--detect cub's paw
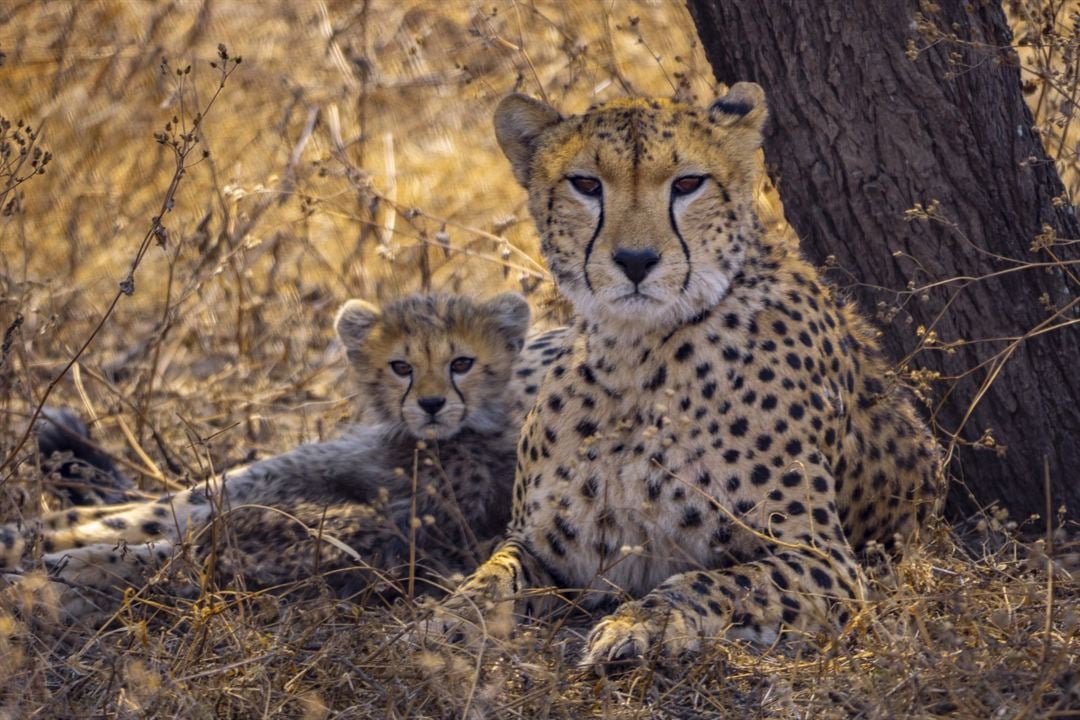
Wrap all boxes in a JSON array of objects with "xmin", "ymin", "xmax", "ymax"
[{"xmin": 580, "ymin": 600, "xmax": 697, "ymax": 674}]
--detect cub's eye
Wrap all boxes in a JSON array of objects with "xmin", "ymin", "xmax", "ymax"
[
  {"xmin": 389, "ymin": 361, "xmax": 412, "ymax": 377},
  {"xmin": 672, "ymin": 175, "xmax": 707, "ymax": 196},
  {"xmin": 450, "ymin": 357, "xmax": 475, "ymax": 374},
  {"xmin": 567, "ymin": 175, "xmax": 602, "ymax": 197}
]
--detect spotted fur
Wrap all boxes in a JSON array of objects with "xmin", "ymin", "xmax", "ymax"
[
  {"xmin": 2, "ymin": 293, "xmax": 557, "ymax": 618},
  {"xmin": 426, "ymin": 84, "xmax": 945, "ymax": 670}
]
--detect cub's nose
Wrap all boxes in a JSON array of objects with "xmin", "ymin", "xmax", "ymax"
[
  {"xmin": 417, "ymin": 396, "xmax": 446, "ymax": 416},
  {"xmin": 612, "ymin": 248, "xmax": 660, "ymax": 285}
]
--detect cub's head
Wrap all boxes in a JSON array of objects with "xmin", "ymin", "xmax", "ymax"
[
  {"xmin": 335, "ymin": 293, "xmax": 530, "ymax": 440},
  {"xmin": 494, "ymin": 84, "xmax": 768, "ymax": 329}
]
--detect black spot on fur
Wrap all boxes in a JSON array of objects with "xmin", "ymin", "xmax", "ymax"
[
  {"xmin": 750, "ymin": 465, "xmax": 770, "ymax": 485},
  {"xmin": 582, "ymin": 476, "xmax": 598, "ymax": 499},
  {"xmin": 554, "ymin": 514, "xmax": 578, "ymax": 540},
  {"xmin": 645, "ymin": 365, "xmax": 668, "ymax": 391},
  {"xmin": 681, "ymin": 507, "xmax": 703, "ymax": 528},
  {"xmin": 575, "ymin": 420, "xmax": 598, "ymax": 438},
  {"xmin": 546, "ymin": 532, "xmax": 566, "ymax": 557},
  {"xmin": 810, "ymin": 566, "xmax": 833, "ymax": 590}
]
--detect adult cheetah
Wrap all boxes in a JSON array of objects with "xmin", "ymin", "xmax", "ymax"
[{"xmin": 427, "ymin": 83, "xmax": 944, "ymax": 670}]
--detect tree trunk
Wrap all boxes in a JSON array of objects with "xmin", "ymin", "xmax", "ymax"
[{"xmin": 685, "ymin": 0, "xmax": 1080, "ymax": 521}]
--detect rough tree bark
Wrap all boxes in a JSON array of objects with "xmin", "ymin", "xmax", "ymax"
[{"xmin": 685, "ymin": 0, "xmax": 1080, "ymax": 520}]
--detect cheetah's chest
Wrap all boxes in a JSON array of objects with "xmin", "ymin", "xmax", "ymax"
[{"xmin": 521, "ymin": 365, "xmax": 747, "ymax": 599}]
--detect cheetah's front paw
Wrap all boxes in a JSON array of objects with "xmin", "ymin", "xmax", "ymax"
[{"xmin": 581, "ymin": 600, "xmax": 697, "ymax": 674}]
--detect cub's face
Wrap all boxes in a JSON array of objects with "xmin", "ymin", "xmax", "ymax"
[
  {"xmin": 335, "ymin": 293, "xmax": 530, "ymax": 440},
  {"xmin": 494, "ymin": 84, "xmax": 768, "ymax": 329}
]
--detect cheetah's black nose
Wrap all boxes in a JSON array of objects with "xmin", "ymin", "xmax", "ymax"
[
  {"xmin": 612, "ymin": 248, "xmax": 660, "ymax": 285},
  {"xmin": 418, "ymin": 396, "xmax": 446, "ymax": 416}
]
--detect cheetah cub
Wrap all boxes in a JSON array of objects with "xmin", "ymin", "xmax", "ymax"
[
  {"xmin": 2, "ymin": 293, "xmax": 547, "ymax": 618},
  {"xmin": 426, "ymin": 84, "xmax": 945, "ymax": 670}
]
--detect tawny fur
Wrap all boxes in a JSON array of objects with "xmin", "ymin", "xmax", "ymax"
[
  {"xmin": 428, "ymin": 85, "xmax": 945, "ymax": 669},
  {"xmin": 2, "ymin": 293, "xmax": 570, "ymax": 619}
]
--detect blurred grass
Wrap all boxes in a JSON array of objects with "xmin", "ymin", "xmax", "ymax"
[
  {"xmin": 0, "ymin": 1, "xmax": 1078, "ymax": 717},
  {"xmin": 0, "ymin": 0, "xmax": 724, "ymax": 470}
]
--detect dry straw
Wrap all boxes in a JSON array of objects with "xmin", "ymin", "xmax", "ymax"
[{"xmin": 0, "ymin": 1, "xmax": 1076, "ymax": 717}]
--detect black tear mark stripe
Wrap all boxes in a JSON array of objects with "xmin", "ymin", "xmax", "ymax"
[
  {"xmin": 449, "ymin": 369, "xmax": 467, "ymax": 421},
  {"xmin": 582, "ymin": 190, "xmax": 605, "ymax": 294},
  {"xmin": 668, "ymin": 188, "xmax": 694, "ymax": 291},
  {"xmin": 399, "ymin": 374, "xmax": 414, "ymax": 416}
]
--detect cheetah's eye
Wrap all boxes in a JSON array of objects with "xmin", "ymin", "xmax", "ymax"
[
  {"xmin": 389, "ymin": 361, "xmax": 412, "ymax": 377},
  {"xmin": 672, "ymin": 175, "xmax": 707, "ymax": 196},
  {"xmin": 450, "ymin": 357, "xmax": 475, "ymax": 374},
  {"xmin": 567, "ymin": 175, "xmax": 602, "ymax": 197}
]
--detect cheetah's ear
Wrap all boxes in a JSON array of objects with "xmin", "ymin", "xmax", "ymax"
[
  {"xmin": 708, "ymin": 82, "xmax": 768, "ymax": 138},
  {"xmin": 494, "ymin": 94, "xmax": 562, "ymax": 187},
  {"xmin": 483, "ymin": 292, "xmax": 531, "ymax": 354},
  {"xmin": 335, "ymin": 299, "xmax": 380, "ymax": 355}
]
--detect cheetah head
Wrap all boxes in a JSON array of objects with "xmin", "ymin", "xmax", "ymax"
[
  {"xmin": 335, "ymin": 293, "xmax": 530, "ymax": 440},
  {"xmin": 494, "ymin": 84, "xmax": 768, "ymax": 330}
]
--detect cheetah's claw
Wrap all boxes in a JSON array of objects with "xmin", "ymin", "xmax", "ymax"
[{"xmin": 580, "ymin": 601, "xmax": 697, "ymax": 674}]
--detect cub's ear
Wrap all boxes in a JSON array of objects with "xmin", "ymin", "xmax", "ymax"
[
  {"xmin": 483, "ymin": 292, "xmax": 531, "ymax": 354},
  {"xmin": 335, "ymin": 299, "xmax": 380, "ymax": 354},
  {"xmin": 708, "ymin": 82, "xmax": 768, "ymax": 137},
  {"xmin": 494, "ymin": 94, "xmax": 562, "ymax": 187}
]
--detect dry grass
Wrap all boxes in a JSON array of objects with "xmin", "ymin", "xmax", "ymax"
[
  {"xmin": 1, "ymin": 517, "xmax": 1076, "ymax": 718},
  {"xmin": 0, "ymin": 1, "xmax": 1078, "ymax": 717}
]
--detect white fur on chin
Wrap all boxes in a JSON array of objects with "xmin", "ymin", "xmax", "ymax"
[
  {"xmin": 404, "ymin": 401, "xmax": 507, "ymax": 440},
  {"xmin": 561, "ymin": 267, "xmax": 733, "ymax": 333}
]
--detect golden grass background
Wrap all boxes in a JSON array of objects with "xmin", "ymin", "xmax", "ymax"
[
  {"xmin": 0, "ymin": 1, "xmax": 1078, "ymax": 717},
  {"xmin": 0, "ymin": 1, "xmax": 734, "ymax": 467}
]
